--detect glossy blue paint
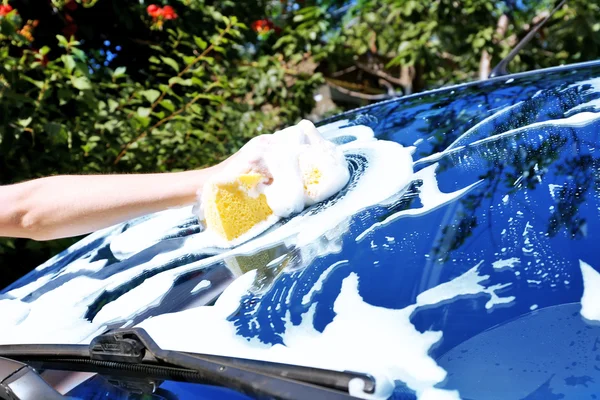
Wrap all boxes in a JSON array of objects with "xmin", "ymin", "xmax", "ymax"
[{"xmin": 5, "ymin": 61, "xmax": 600, "ymax": 399}]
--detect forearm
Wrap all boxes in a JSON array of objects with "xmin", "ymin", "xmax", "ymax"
[{"xmin": 2, "ymin": 167, "xmax": 217, "ymax": 241}]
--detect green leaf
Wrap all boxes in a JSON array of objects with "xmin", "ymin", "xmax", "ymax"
[
  {"xmin": 71, "ymin": 76, "xmax": 92, "ymax": 90},
  {"xmin": 161, "ymin": 56, "xmax": 180, "ymax": 72},
  {"xmin": 22, "ymin": 76, "xmax": 44, "ymax": 89},
  {"xmin": 149, "ymin": 56, "xmax": 161, "ymax": 64},
  {"xmin": 194, "ymin": 37, "xmax": 208, "ymax": 50},
  {"xmin": 56, "ymin": 34, "xmax": 68, "ymax": 47},
  {"xmin": 39, "ymin": 46, "xmax": 51, "ymax": 56},
  {"xmin": 159, "ymin": 99, "xmax": 175, "ymax": 112},
  {"xmin": 137, "ymin": 107, "xmax": 151, "ymax": 118},
  {"xmin": 141, "ymin": 89, "xmax": 161, "ymax": 103},
  {"xmin": 108, "ymin": 98, "xmax": 119, "ymax": 112},
  {"xmin": 472, "ymin": 37, "xmax": 485, "ymax": 48},
  {"xmin": 18, "ymin": 117, "xmax": 32, "ymax": 127},
  {"xmin": 61, "ymin": 55, "xmax": 76, "ymax": 74},
  {"xmin": 71, "ymin": 48, "xmax": 87, "ymax": 61},
  {"xmin": 168, "ymin": 77, "xmax": 192, "ymax": 86},
  {"xmin": 113, "ymin": 66, "xmax": 127, "ymax": 78}
]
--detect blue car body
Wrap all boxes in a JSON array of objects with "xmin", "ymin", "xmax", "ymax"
[{"xmin": 3, "ymin": 60, "xmax": 600, "ymax": 399}]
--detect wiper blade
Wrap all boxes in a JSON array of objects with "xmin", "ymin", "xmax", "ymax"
[{"xmin": 0, "ymin": 328, "xmax": 376, "ymax": 400}]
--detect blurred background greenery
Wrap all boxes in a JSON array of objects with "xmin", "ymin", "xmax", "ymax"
[{"xmin": 1, "ymin": 0, "xmax": 599, "ymax": 284}]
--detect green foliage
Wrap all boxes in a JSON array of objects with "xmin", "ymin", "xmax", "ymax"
[
  {"xmin": 329, "ymin": 0, "xmax": 600, "ymax": 92},
  {"xmin": 0, "ymin": 0, "xmax": 326, "ymax": 277},
  {"xmin": 1, "ymin": 0, "xmax": 599, "ymax": 282}
]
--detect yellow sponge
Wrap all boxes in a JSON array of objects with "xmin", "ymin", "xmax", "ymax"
[
  {"xmin": 303, "ymin": 167, "xmax": 322, "ymax": 199},
  {"xmin": 203, "ymin": 173, "xmax": 273, "ymax": 241}
]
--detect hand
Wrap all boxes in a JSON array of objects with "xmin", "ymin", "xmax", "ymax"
[{"xmin": 215, "ymin": 134, "xmax": 275, "ymax": 181}]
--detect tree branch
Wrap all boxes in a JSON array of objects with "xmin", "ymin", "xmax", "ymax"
[
  {"xmin": 355, "ymin": 61, "xmax": 405, "ymax": 86},
  {"xmin": 325, "ymin": 78, "xmax": 401, "ymax": 101},
  {"xmin": 330, "ymin": 65, "xmax": 357, "ymax": 77}
]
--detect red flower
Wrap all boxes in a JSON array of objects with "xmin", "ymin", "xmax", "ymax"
[
  {"xmin": 146, "ymin": 4, "xmax": 162, "ymax": 18},
  {"xmin": 252, "ymin": 19, "xmax": 274, "ymax": 34},
  {"xmin": 0, "ymin": 4, "xmax": 14, "ymax": 16},
  {"xmin": 147, "ymin": 4, "xmax": 177, "ymax": 21},
  {"xmin": 162, "ymin": 5, "xmax": 177, "ymax": 20}
]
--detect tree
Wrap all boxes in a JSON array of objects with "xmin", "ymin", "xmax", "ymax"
[
  {"xmin": 322, "ymin": 0, "xmax": 600, "ymax": 98},
  {"xmin": 1, "ymin": 0, "xmax": 599, "ymax": 285},
  {"xmin": 0, "ymin": 0, "xmax": 326, "ymax": 282}
]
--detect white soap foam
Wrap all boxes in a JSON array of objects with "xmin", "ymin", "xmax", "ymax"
[
  {"xmin": 5, "ymin": 275, "xmax": 54, "ymax": 300},
  {"xmin": 492, "ymin": 258, "xmax": 520, "ymax": 271},
  {"xmin": 236, "ymin": 139, "xmax": 414, "ymax": 250},
  {"xmin": 415, "ymin": 111, "xmax": 600, "ymax": 167},
  {"xmin": 459, "ymin": 112, "xmax": 600, "ymax": 149},
  {"xmin": 579, "ymin": 260, "xmax": 600, "ymax": 322},
  {"xmin": 0, "ymin": 299, "xmax": 31, "ymax": 326},
  {"xmin": 0, "ymin": 276, "xmax": 110, "ymax": 344},
  {"xmin": 110, "ymin": 206, "xmax": 195, "ymax": 260},
  {"xmin": 57, "ymin": 259, "xmax": 107, "ymax": 277},
  {"xmin": 136, "ymin": 259, "xmax": 511, "ymax": 400},
  {"xmin": 316, "ymin": 119, "xmax": 351, "ymax": 135},
  {"xmin": 0, "ymin": 123, "xmax": 414, "ymax": 346},
  {"xmin": 415, "ymin": 101, "xmax": 524, "ymax": 166},
  {"xmin": 301, "ymin": 260, "xmax": 348, "ymax": 305},
  {"xmin": 92, "ymin": 269, "xmax": 180, "ymax": 325},
  {"xmin": 0, "ymin": 114, "xmax": 532, "ymax": 399},
  {"xmin": 321, "ymin": 124, "xmax": 377, "ymax": 143},
  {"xmin": 548, "ymin": 184, "xmax": 562, "ymax": 200},
  {"xmin": 191, "ymin": 280, "xmax": 211, "ymax": 294},
  {"xmin": 356, "ymin": 163, "xmax": 482, "ymax": 241},
  {"xmin": 33, "ymin": 224, "xmax": 119, "ymax": 271},
  {"xmin": 567, "ymin": 77, "xmax": 600, "ymax": 113},
  {"xmin": 484, "ymin": 283, "xmax": 514, "ymax": 309}
]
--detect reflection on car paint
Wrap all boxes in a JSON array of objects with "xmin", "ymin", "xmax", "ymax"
[{"xmin": 3, "ymin": 63, "xmax": 600, "ymax": 399}]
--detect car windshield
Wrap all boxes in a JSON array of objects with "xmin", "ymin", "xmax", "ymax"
[{"xmin": 3, "ymin": 61, "xmax": 600, "ymax": 399}]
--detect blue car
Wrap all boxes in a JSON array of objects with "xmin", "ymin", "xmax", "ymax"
[{"xmin": 2, "ymin": 59, "xmax": 600, "ymax": 400}]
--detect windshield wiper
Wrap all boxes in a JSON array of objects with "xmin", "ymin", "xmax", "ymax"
[
  {"xmin": 0, "ymin": 328, "xmax": 375, "ymax": 400},
  {"xmin": 489, "ymin": 0, "xmax": 567, "ymax": 78}
]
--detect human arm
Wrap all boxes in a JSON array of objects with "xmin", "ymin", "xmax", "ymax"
[{"xmin": 0, "ymin": 166, "xmax": 221, "ymax": 241}]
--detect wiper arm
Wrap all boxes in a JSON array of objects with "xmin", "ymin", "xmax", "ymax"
[
  {"xmin": 0, "ymin": 356, "xmax": 64, "ymax": 400},
  {"xmin": 489, "ymin": 0, "xmax": 567, "ymax": 78},
  {"xmin": 0, "ymin": 328, "xmax": 376, "ymax": 400}
]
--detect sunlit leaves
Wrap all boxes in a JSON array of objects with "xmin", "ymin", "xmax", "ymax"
[{"xmin": 71, "ymin": 76, "xmax": 92, "ymax": 90}]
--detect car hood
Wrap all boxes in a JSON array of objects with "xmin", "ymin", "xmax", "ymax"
[{"xmin": 3, "ymin": 61, "xmax": 600, "ymax": 399}]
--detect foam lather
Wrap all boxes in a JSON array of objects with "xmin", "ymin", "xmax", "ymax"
[{"xmin": 197, "ymin": 120, "xmax": 350, "ymax": 244}]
